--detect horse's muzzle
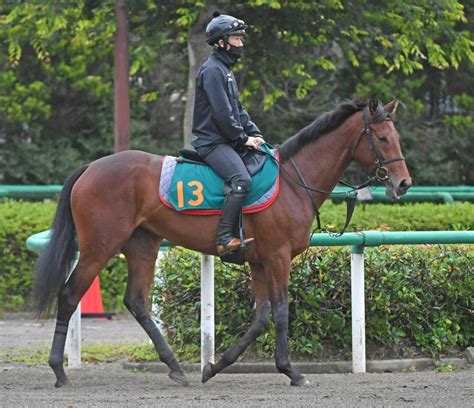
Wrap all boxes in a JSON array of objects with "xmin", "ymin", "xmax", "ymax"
[
  {"xmin": 397, "ymin": 178, "xmax": 412, "ymax": 196},
  {"xmin": 386, "ymin": 176, "xmax": 411, "ymax": 200}
]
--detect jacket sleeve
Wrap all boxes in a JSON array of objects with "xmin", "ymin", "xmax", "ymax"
[
  {"xmin": 238, "ymin": 100, "xmax": 261, "ymax": 135},
  {"xmin": 201, "ymin": 66, "xmax": 249, "ymax": 145}
]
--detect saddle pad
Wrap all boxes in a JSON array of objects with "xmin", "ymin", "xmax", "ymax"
[{"xmin": 159, "ymin": 147, "xmax": 279, "ymax": 215}]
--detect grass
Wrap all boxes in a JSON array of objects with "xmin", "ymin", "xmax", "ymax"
[
  {"xmin": 0, "ymin": 342, "xmax": 160, "ymax": 366},
  {"xmin": 434, "ymin": 363, "xmax": 456, "ymax": 373}
]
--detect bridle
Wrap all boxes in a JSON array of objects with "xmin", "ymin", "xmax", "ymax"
[
  {"xmin": 274, "ymin": 106, "xmax": 406, "ymax": 236},
  {"xmin": 351, "ymin": 107, "xmax": 405, "ymax": 183}
]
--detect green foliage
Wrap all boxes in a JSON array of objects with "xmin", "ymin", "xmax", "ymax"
[
  {"xmin": 0, "ymin": 199, "xmax": 56, "ymax": 310},
  {"xmin": 0, "ymin": 1, "xmax": 115, "ymax": 183},
  {"xmin": 1, "ymin": 200, "xmax": 472, "ymax": 313},
  {"xmin": 154, "ymin": 245, "xmax": 473, "ymax": 360},
  {"xmin": 0, "ymin": 1, "xmax": 473, "ymax": 184},
  {"xmin": 319, "ymin": 201, "xmax": 474, "ymax": 232},
  {"xmin": 442, "ymin": 93, "xmax": 474, "ymax": 183},
  {"xmin": 99, "ymin": 257, "xmax": 128, "ymax": 312},
  {"xmin": 0, "ymin": 1, "xmax": 170, "ymax": 183},
  {"xmin": 363, "ymin": 246, "xmax": 473, "ymax": 354},
  {"xmin": 0, "ymin": 341, "xmax": 155, "ymax": 365},
  {"xmin": 0, "ymin": 199, "xmax": 128, "ymax": 313},
  {"xmin": 1, "ymin": 200, "xmax": 473, "ymax": 313},
  {"xmin": 435, "ymin": 363, "xmax": 456, "ymax": 372},
  {"xmin": 239, "ymin": 1, "xmax": 474, "ymax": 184}
]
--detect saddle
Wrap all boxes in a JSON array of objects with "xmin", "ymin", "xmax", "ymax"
[
  {"xmin": 178, "ymin": 148, "xmax": 267, "ymax": 176},
  {"xmin": 159, "ymin": 144, "xmax": 279, "ymax": 215}
]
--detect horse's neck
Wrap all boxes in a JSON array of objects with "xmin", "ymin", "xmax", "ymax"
[{"xmin": 284, "ymin": 115, "xmax": 358, "ymax": 211}]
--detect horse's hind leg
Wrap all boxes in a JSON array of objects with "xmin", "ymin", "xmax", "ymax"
[
  {"xmin": 202, "ymin": 263, "xmax": 271, "ymax": 383},
  {"xmin": 122, "ymin": 227, "xmax": 188, "ymax": 386},
  {"xmin": 50, "ymin": 253, "xmax": 115, "ymax": 387}
]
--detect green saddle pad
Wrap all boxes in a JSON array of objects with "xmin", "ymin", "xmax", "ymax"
[{"xmin": 160, "ymin": 145, "xmax": 279, "ymax": 214}]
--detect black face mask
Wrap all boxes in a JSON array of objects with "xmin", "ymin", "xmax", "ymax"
[{"xmin": 227, "ymin": 44, "xmax": 244, "ymax": 57}]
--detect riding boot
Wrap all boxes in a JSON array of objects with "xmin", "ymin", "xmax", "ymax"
[{"xmin": 216, "ymin": 189, "xmax": 254, "ymax": 255}]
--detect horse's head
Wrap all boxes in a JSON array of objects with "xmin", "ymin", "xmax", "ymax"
[{"xmin": 351, "ymin": 96, "xmax": 412, "ymax": 200}]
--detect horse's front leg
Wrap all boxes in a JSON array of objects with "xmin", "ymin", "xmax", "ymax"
[
  {"xmin": 272, "ymin": 294, "xmax": 309, "ymax": 386},
  {"xmin": 202, "ymin": 263, "xmax": 270, "ymax": 383},
  {"xmin": 269, "ymin": 255, "xmax": 309, "ymax": 386}
]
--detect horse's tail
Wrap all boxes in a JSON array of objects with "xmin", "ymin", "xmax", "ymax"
[{"xmin": 34, "ymin": 164, "xmax": 89, "ymax": 317}]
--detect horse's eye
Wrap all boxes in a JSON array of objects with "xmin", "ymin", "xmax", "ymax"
[{"xmin": 377, "ymin": 134, "xmax": 388, "ymax": 142}]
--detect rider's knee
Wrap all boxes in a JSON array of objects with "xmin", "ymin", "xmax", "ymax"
[{"xmin": 230, "ymin": 177, "xmax": 251, "ymax": 195}]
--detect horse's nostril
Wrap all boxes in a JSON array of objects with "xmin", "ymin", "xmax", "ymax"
[{"xmin": 399, "ymin": 179, "xmax": 411, "ymax": 192}]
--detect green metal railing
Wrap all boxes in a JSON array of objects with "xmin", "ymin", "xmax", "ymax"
[
  {"xmin": 0, "ymin": 185, "xmax": 62, "ymax": 200},
  {"xmin": 309, "ymin": 230, "xmax": 474, "ymax": 248},
  {"xmin": 6, "ymin": 184, "xmax": 474, "ymax": 203},
  {"xmin": 27, "ymin": 229, "xmax": 474, "ymax": 253},
  {"xmin": 330, "ymin": 186, "xmax": 474, "ymax": 203}
]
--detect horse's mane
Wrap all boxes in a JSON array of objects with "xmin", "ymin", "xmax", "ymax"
[{"xmin": 279, "ymin": 100, "xmax": 384, "ymax": 160}]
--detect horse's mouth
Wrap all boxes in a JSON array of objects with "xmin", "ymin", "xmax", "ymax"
[{"xmin": 385, "ymin": 180, "xmax": 402, "ymax": 201}]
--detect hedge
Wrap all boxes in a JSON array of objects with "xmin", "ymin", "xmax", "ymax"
[
  {"xmin": 1, "ymin": 199, "xmax": 473, "ymax": 320},
  {"xmin": 0, "ymin": 199, "xmax": 56, "ymax": 310},
  {"xmin": 0, "ymin": 200, "xmax": 127, "ymax": 312},
  {"xmin": 155, "ymin": 246, "xmax": 473, "ymax": 360},
  {"xmin": 317, "ymin": 200, "xmax": 474, "ymax": 231}
]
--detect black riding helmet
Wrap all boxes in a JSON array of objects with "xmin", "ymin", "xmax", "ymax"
[{"xmin": 206, "ymin": 11, "xmax": 247, "ymax": 45}]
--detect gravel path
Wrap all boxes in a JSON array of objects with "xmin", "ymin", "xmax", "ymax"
[{"xmin": 1, "ymin": 363, "xmax": 472, "ymax": 407}]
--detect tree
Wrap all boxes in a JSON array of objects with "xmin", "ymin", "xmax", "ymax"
[
  {"xmin": 114, "ymin": 0, "xmax": 131, "ymax": 152},
  {"xmin": 0, "ymin": 1, "xmax": 472, "ymax": 184},
  {"xmin": 0, "ymin": 1, "xmax": 116, "ymax": 183},
  {"xmin": 182, "ymin": 6, "xmax": 216, "ymax": 148}
]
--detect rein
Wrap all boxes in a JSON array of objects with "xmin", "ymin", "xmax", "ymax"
[{"xmin": 273, "ymin": 106, "xmax": 406, "ymax": 236}]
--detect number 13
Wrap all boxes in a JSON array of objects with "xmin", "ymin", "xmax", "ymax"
[{"xmin": 177, "ymin": 180, "xmax": 204, "ymax": 208}]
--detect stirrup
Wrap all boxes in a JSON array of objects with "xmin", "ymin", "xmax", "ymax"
[{"xmin": 216, "ymin": 237, "xmax": 255, "ymax": 255}]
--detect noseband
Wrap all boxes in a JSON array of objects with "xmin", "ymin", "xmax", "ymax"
[{"xmin": 351, "ymin": 107, "xmax": 405, "ymax": 183}]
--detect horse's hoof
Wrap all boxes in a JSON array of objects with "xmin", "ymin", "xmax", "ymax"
[
  {"xmin": 169, "ymin": 371, "xmax": 189, "ymax": 387},
  {"xmin": 54, "ymin": 378, "xmax": 71, "ymax": 388},
  {"xmin": 201, "ymin": 363, "xmax": 215, "ymax": 383},
  {"xmin": 290, "ymin": 375, "xmax": 310, "ymax": 386}
]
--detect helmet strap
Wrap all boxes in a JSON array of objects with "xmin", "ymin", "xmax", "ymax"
[
  {"xmin": 214, "ymin": 36, "xmax": 229, "ymax": 51},
  {"xmin": 222, "ymin": 35, "xmax": 229, "ymax": 50}
]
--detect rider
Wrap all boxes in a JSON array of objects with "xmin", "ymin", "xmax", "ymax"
[{"xmin": 192, "ymin": 11, "xmax": 265, "ymax": 255}]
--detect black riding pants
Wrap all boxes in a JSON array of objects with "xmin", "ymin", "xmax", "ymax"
[{"xmin": 196, "ymin": 143, "xmax": 251, "ymax": 191}]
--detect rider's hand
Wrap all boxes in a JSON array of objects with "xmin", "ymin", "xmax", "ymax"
[{"xmin": 245, "ymin": 135, "xmax": 265, "ymax": 149}]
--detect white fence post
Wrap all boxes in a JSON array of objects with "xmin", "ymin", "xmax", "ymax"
[
  {"xmin": 351, "ymin": 245, "xmax": 366, "ymax": 373},
  {"xmin": 66, "ymin": 302, "xmax": 81, "ymax": 368},
  {"xmin": 152, "ymin": 250, "xmax": 166, "ymax": 334},
  {"xmin": 65, "ymin": 260, "xmax": 81, "ymax": 368},
  {"xmin": 201, "ymin": 254, "xmax": 215, "ymax": 371}
]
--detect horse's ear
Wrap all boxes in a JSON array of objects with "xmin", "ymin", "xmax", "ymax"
[
  {"xmin": 384, "ymin": 98, "xmax": 399, "ymax": 114},
  {"xmin": 368, "ymin": 95, "xmax": 379, "ymax": 114}
]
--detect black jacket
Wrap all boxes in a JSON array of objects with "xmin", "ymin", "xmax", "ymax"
[{"xmin": 191, "ymin": 49, "xmax": 261, "ymax": 149}]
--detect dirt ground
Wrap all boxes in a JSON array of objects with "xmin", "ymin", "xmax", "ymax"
[
  {"xmin": 1, "ymin": 363, "xmax": 473, "ymax": 407},
  {"xmin": 1, "ymin": 316, "xmax": 472, "ymax": 407}
]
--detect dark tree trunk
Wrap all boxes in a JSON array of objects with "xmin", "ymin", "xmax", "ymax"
[{"xmin": 114, "ymin": 0, "xmax": 130, "ymax": 153}]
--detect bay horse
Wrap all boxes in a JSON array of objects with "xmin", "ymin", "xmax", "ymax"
[{"xmin": 34, "ymin": 96, "xmax": 411, "ymax": 387}]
